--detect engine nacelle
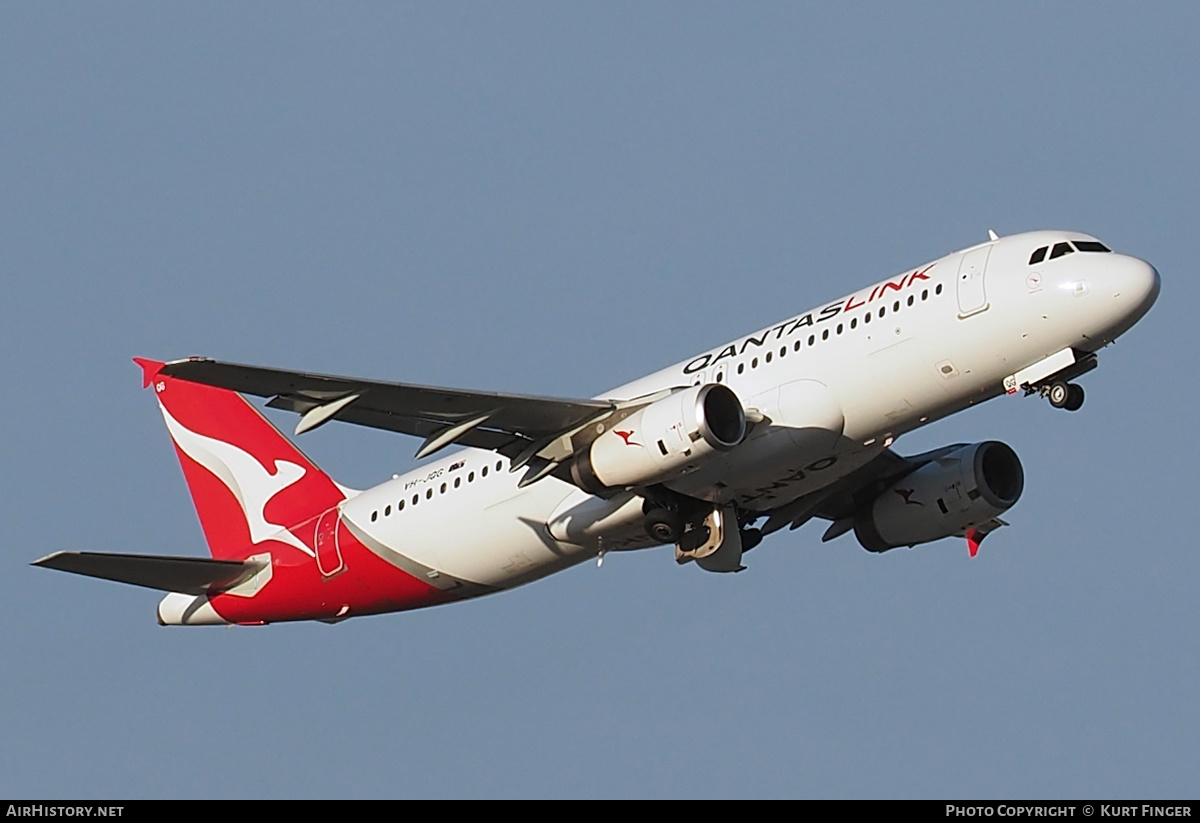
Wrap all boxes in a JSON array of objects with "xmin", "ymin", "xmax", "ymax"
[
  {"xmin": 854, "ymin": 441, "xmax": 1024, "ymax": 552},
  {"xmin": 572, "ymin": 384, "xmax": 746, "ymax": 494}
]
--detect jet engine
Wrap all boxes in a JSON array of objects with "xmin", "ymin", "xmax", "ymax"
[
  {"xmin": 571, "ymin": 384, "xmax": 746, "ymax": 494},
  {"xmin": 854, "ymin": 441, "xmax": 1024, "ymax": 552}
]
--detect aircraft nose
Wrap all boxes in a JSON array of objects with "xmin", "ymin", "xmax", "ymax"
[
  {"xmin": 1090, "ymin": 254, "xmax": 1160, "ymax": 343},
  {"xmin": 1117, "ymin": 255, "xmax": 1161, "ymax": 319}
]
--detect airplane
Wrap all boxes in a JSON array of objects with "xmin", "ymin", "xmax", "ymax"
[{"xmin": 34, "ymin": 230, "xmax": 1160, "ymax": 625}]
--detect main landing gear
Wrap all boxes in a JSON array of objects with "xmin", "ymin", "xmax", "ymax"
[
  {"xmin": 642, "ymin": 495, "xmax": 763, "ymax": 557},
  {"xmin": 643, "ymin": 507, "xmax": 684, "ymax": 544},
  {"xmin": 1045, "ymin": 380, "xmax": 1085, "ymax": 412}
]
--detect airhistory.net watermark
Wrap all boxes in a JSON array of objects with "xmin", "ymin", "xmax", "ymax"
[{"xmin": 6, "ymin": 807, "xmax": 123, "ymax": 817}]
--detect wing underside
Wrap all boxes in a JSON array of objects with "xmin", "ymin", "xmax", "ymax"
[
  {"xmin": 759, "ymin": 448, "xmax": 913, "ymax": 535},
  {"xmin": 758, "ymin": 443, "xmax": 1011, "ymax": 555}
]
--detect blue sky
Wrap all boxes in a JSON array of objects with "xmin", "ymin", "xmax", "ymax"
[{"xmin": 3, "ymin": 3, "xmax": 1198, "ymax": 798}]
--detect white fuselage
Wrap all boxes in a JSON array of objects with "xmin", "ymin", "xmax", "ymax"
[{"xmin": 337, "ymin": 231, "xmax": 1160, "ymax": 592}]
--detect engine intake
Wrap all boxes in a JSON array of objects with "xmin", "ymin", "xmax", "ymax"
[
  {"xmin": 572, "ymin": 384, "xmax": 746, "ymax": 493},
  {"xmin": 854, "ymin": 441, "xmax": 1024, "ymax": 552}
]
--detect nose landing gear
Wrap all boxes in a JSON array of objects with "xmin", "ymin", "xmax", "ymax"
[
  {"xmin": 1046, "ymin": 380, "xmax": 1085, "ymax": 412},
  {"xmin": 1012, "ymin": 350, "xmax": 1095, "ymax": 413}
]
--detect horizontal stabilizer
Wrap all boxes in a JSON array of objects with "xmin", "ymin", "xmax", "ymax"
[{"xmin": 33, "ymin": 551, "xmax": 261, "ymax": 595}]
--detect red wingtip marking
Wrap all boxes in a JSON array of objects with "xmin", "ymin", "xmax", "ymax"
[
  {"xmin": 966, "ymin": 528, "xmax": 982, "ymax": 558},
  {"xmin": 132, "ymin": 357, "xmax": 165, "ymax": 389}
]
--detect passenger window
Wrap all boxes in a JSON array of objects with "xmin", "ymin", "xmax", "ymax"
[
  {"xmin": 384, "ymin": 505, "xmax": 391, "ymax": 516},
  {"xmin": 850, "ymin": 318, "xmax": 857, "ymax": 329},
  {"xmin": 793, "ymin": 340, "xmax": 801, "ymax": 352},
  {"xmin": 737, "ymin": 364, "xmax": 744, "ymax": 374},
  {"xmin": 371, "ymin": 511, "xmax": 378, "ymax": 522},
  {"xmin": 426, "ymin": 489, "xmax": 433, "ymax": 499},
  {"xmin": 935, "ymin": 284, "xmax": 943, "ymax": 295},
  {"xmin": 398, "ymin": 499, "xmax": 405, "ymax": 510},
  {"xmin": 1049, "ymin": 242, "xmax": 1074, "ymax": 260},
  {"xmin": 751, "ymin": 357, "xmax": 758, "ymax": 368},
  {"xmin": 765, "ymin": 352, "xmax": 772, "ymax": 363},
  {"xmin": 893, "ymin": 301, "xmax": 900, "ymax": 312},
  {"xmin": 822, "ymin": 329, "xmax": 829, "ymax": 340},
  {"xmin": 1029, "ymin": 246, "xmax": 1048, "ymax": 265},
  {"xmin": 921, "ymin": 289, "xmax": 928, "ymax": 300},
  {"xmin": 807, "ymin": 335, "xmax": 815, "ymax": 346},
  {"xmin": 907, "ymin": 295, "xmax": 914, "ymax": 306}
]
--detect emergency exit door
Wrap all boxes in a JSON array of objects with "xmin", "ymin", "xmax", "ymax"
[{"xmin": 957, "ymin": 245, "xmax": 991, "ymax": 317}]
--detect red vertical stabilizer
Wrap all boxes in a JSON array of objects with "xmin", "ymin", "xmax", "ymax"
[{"xmin": 136, "ymin": 357, "xmax": 345, "ymax": 562}]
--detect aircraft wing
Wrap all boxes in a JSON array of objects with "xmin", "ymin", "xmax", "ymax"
[
  {"xmin": 758, "ymin": 448, "xmax": 913, "ymax": 535},
  {"xmin": 758, "ymin": 443, "xmax": 1008, "ymax": 555},
  {"xmin": 156, "ymin": 357, "xmax": 618, "ymax": 467}
]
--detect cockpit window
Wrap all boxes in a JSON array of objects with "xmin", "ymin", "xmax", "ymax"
[
  {"xmin": 1031, "ymin": 240, "xmax": 1109, "ymax": 264},
  {"xmin": 1049, "ymin": 242, "xmax": 1075, "ymax": 260}
]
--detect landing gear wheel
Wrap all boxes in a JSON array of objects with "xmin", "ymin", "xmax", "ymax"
[
  {"xmin": 1064, "ymin": 383, "xmax": 1085, "ymax": 412},
  {"xmin": 644, "ymin": 509, "xmax": 683, "ymax": 544},
  {"xmin": 1047, "ymin": 381, "xmax": 1071, "ymax": 409}
]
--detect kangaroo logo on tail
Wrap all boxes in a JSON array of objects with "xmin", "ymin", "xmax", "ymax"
[{"xmin": 159, "ymin": 403, "xmax": 316, "ymax": 557}]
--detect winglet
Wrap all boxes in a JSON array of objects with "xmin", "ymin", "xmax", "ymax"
[
  {"xmin": 966, "ymin": 528, "xmax": 983, "ymax": 557},
  {"xmin": 133, "ymin": 357, "xmax": 165, "ymax": 389}
]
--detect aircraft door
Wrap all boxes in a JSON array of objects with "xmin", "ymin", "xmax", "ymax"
[
  {"xmin": 957, "ymin": 245, "xmax": 992, "ymax": 317},
  {"xmin": 314, "ymin": 507, "xmax": 346, "ymax": 578}
]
